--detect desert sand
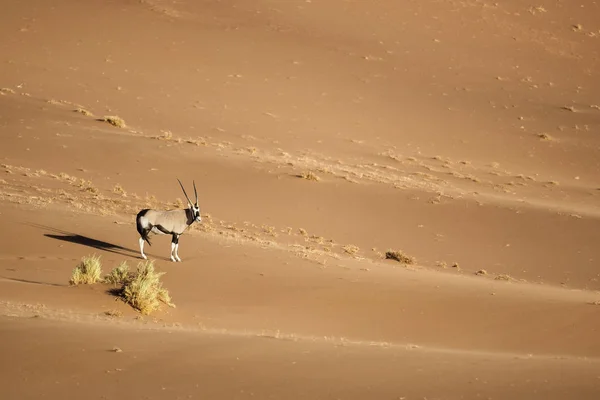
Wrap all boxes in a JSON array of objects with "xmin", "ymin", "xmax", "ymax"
[{"xmin": 1, "ymin": 0, "xmax": 599, "ymax": 399}]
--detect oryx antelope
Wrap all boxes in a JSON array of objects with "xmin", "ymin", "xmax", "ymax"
[{"xmin": 136, "ymin": 179, "xmax": 202, "ymax": 262}]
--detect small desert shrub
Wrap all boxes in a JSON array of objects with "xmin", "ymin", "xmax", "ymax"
[
  {"xmin": 74, "ymin": 108, "xmax": 92, "ymax": 116},
  {"xmin": 70, "ymin": 254, "xmax": 103, "ymax": 285},
  {"xmin": 100, "ymin": 116, "xmax": 126, "ymax": 128},
  {"xmin": 172, "ymin": 198, "xmax": 184, "ymax": 208},
  {"xmin": 537, "ymin": 133, "xmax": 555, "ymax": 141},
  {"xmin": 342, "ymin": 244, "xmax": 360, "ymax": 255},
  {"xmin": 297, "ymin": 171, "xmax": 320, "ymax": 181},
  {"xmin": 78, "ymin": 179, "xmax": 99, "ymax": 194},
  {"xmin": 104, "ymin": 261, "xmax": 131, "ymax": 285},
  {"xmin": 104, "ymin": 309, "xmax": 123, "ymax": 318},
  {"xmin": 113, "ymin": 184, "xmax": 127, "ymax": 196},
  {"xmin": 120, "ymin": 260, "xmax": 175, "ymax": 315},
  {"xmin": 385, "ymin": 250, "xmax": 415, "ymax": 264}
]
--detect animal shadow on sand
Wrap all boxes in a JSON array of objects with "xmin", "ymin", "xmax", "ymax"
[{"xmin": 29, "ymin": 223, "xmax": 146, "ymax": 259}]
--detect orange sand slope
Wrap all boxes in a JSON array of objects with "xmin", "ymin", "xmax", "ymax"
[{"xmin": 1, "ymin": 0, "xmax": 600, "ymax": 399}]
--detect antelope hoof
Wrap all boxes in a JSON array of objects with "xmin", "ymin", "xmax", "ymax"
[
  {"xmin": 170, "ymin": 256, "xmax": 177, "ymax": 262},
  {"xmin": 141, "ymin": 254, "xmax": 147, "ymax": 260},
  {"xmin": 175, "ymin": 256, "xmax": 182, "ymax": 262}
]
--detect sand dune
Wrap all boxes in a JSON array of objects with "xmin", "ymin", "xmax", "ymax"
[{"xmin": 1, "ymin": 0, "xmax": 600, "ymax": 399}]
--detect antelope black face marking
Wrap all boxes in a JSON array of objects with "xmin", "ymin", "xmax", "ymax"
[{"xmin": 134, "ymin": 179, "xmax": 203, "ymax": 262}]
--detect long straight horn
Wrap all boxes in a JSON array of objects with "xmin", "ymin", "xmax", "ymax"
[
  {"xmin": 193, "ymin": 180, "xmax": 198, "ymax": 204},
  {"xmin": 177, "ymin": 178, "xmax": 193, "ymax": 207}
]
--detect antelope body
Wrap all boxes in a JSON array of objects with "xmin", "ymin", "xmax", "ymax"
[{"xmin": 136, "ymin": 179, "xmax": 202, "ymax": 262}]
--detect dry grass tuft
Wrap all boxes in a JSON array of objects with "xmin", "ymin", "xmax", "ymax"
[
  {"xmin": 342, "ymin": 244, "xmax": 360, "ymax": 255},
  {"xmin": 172, "ymin": 198, "xmax": 184, "ymax": 208},
  {"xmin": 99, "ymin": 115, "xmax": 126, "ymax": 128},
  {"xmin": 494, "ymin": 274, "xmax": 514, "ymax": 281},
  {"xmin": 79, "ymin": 179, "xmax": 99, "ymax": 194},
  {"xmin": 104, "ymin": 309, "xmax": 123, "ymax": 318},
  {"xmin": 104, "ymin": 261, "xmax": 131, "ymax": 285},
  {"xmin": 475, "ymin": 269, "xmax": 488, "ymax": 276},
  {"xmin": 537, "ymin": 133, "xmax": 555, "ymax": 141},
  {"xmin": 74, "ymin": 108, "xmax": 92, "ymax": 116},
  {"xmin": 1, "ymin": 88, "xmax": 16, "ymax": 94},
  {"xmin": 70, "ymin": 255, "xmax": 103, "ymax": 285},
  {"xmin": 297, "ymin": 171, "xmax": 320, "ymax": 181},
  {"xmin": 113, "ymin": 184, "xmax": 127, "ymax": 197},
  {"xmin": 120, "ymin": 260, "xmax": 175, "ymax": 315},
  {"xmin": 385, "ymin": 250, "xmax": 416, "ymax": 264},
  {"xmin": 155, "ymin": 130, "xmax": 175, "ymax": 141}
]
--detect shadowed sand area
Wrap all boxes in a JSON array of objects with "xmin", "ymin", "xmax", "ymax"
[{"xmin": 1, "ymin": 0, "xmax": 600, "ymax": 399}]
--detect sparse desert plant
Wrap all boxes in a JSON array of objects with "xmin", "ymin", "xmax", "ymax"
[
  {"xmin": 494, "ymin": 274, "xmax": 514, "ymax": 281},
  {"xmin": 99, "ymin": 115, "xmax": 126, "ymax": 128},
  {"xmin": 70, "ymin": 254, "xmax": 103, "ymax": 285},
  {"xmin": 172, "ymin": 197, "xmax": 184, "ymax": 208},
  {"xmin": 104, "ymin": 261, "xmax": 131, "ymax": 285},
  {"xmin": 385, "ymin": 250, "xmax": 416, "ymax": 264},
  {"xmin": 120, "ymin": 260, "xmax": 175, "ymax": 315},
  {"xmin": 155, "ymin": 130, "xmax": 173, "ymax": 140},
  {"xmin": 537, "ymin": 133, "xmax": 555, "ymax": 141},
  {"xmin": 104, "ymin": 309, "xmax": 123, "ymax": 318},
  {"xmin": 297, "ymin": 171, "xmax": 320, "ymax": 181},
  {"xmin": 79, "ymin": 179, "xmax": 99, "ymax": 194},
  {"xmin": 342, "ymin": 244, "xmax": 360, "ymax": 255},
  {"xmin": 475, "ymin": 269, "xmax": 488, "ymax": 276},
  {"xmin": 113, "ymin": 184, "xmax": 127, "ymax": 197},
  {"xmin": 74, "ymin": 108, "xmax": 92, "ymax": 116}
]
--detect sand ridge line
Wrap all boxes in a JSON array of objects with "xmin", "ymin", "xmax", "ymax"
[
  {"xmin": 3, "ymin": 167, "xmax": 600, "ymax": 292},
  {"xmin": 2, "ymin": 302, "xmax": 599, "ymax": 363}
]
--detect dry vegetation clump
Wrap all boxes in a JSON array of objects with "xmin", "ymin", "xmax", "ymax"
[
  {"xmin": 119, "ymin": 260, "xmax": 175, "ymax": 315},
  {"xmin": 385, "ymin": 250, "xmax": 416, "ymax": 264},
  {"xmin": 104, "ymin": 261, "xmax": 131, "ymax": 285},
  {"xmin": 78, "ymin": 179, "xmax": 99, "ymax": 194},
  {"xmin": 104, "ymin": 309, "xmax": 123, "ymax": 318},
  {"xmin": 99, "ymin": 115, "xmax": 126, "ymax": 128},
  {"xmin": 475, "ymin": 269, "xmax": 488, "ymax": 276},
  {"xmin": 537, "ymin": 133, "xmax": 555, "ymax": 141},
  {"xmin": 70, "ymin": 254, "xmax": 103, "ymax": 285},
  {"xmin": 297, "ymin": 171, "xmax": 320, "ymax": 181},
  {"xmin": 172, "ymin": 197, "xmax": 184, "ymax": 208},
  {"xmin": 113, "ymin": 184, "xmax": 127, "ymax": 197},
  {"xmin": 74, "ymin": 108, "xmax": 92, "ymax": 116},
  {"xmin": 494, "ymin": 274, "xmax": 514, "ymax": 281},
  {"xmin": 342, "ymin": 244, "xmax": 360, "ymax": 255}
]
